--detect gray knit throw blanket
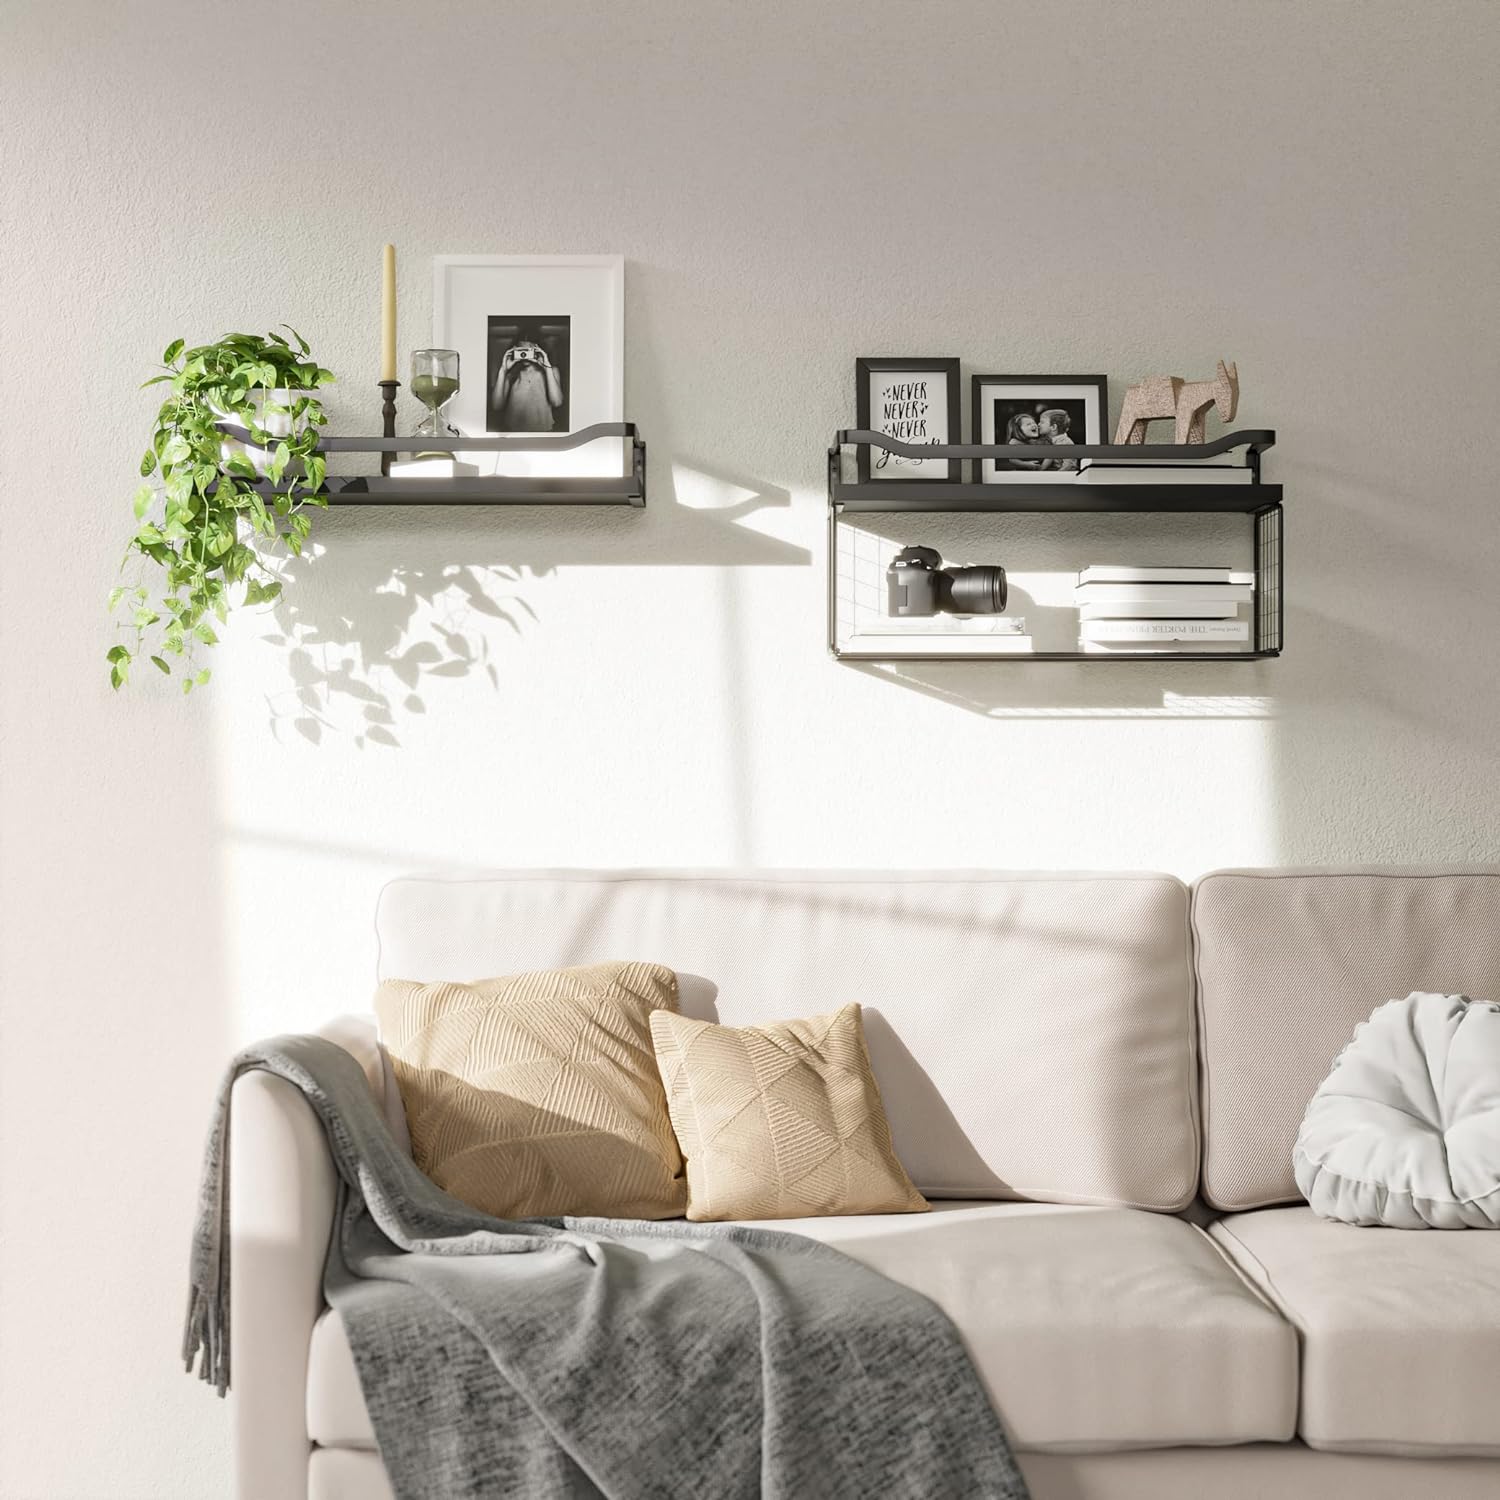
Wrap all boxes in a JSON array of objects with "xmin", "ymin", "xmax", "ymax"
[{"xmin": 185, "ymin": 1034, "xmax": 1029, "ymax": 1500}]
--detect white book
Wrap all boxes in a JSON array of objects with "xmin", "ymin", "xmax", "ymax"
[
  {"xmin": 1079, "ymin": 601, "xmax": 1242, "ymax": 620},
  {"xmin": 1074, "ymin": 581, "xmax": 1254, "ymax": 605},
  {"xmin": 845, "ymin": 634, "xmax": 1034, "ymax": 656},
  {"xmin": 1077, "ymin": 565, "xmax": 1254, "ymax": 586},
  {"xmin": 1080, "ymin": 620, "xmax": 1250, "ymax": 643},
  {"xmin": 1075, "ymin": 464, "xmax": 1252, "ymax": 485},
  {"xmin": 1081, "ymin": 640, "xmax": 1251, "ymax": 653}
]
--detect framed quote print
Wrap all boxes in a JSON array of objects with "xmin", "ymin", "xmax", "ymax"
[{"xmin": 855, "ymin": 357, "xmax": 962, "ymax": 483}]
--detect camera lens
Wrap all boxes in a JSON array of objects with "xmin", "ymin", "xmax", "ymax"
[{"xmin": 944, "ymin": 565, "xmax": 1007, "ymax": 614}]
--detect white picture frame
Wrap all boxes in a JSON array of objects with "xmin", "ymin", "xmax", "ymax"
[{"xmin": 432, "ymin": 254, "xmax": 624, "ymax": 477}]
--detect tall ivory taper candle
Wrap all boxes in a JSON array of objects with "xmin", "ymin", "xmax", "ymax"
[{"xmin": 380, "ymin": 244, "xmax": 397, "ymax": 381}]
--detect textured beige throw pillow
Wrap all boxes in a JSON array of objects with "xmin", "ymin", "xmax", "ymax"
[
  {"xmin": 649, "ymin": 1003, "xmax": 928, "ymax": 1222},
  {"xmin": 376, "ymin": 961, "xmax": 687, "ymax": 1220}
]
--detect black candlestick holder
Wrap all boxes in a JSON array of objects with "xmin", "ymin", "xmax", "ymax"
[{"xmin": 378, "ymin": 379, "xmax": 400, "ymax": 475}]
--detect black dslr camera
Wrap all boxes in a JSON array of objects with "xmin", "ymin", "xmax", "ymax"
[{"xmin": 886, "ymin": 546, "xmax": 1008, "ymax": 617}]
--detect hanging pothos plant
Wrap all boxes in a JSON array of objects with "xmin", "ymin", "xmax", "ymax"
[{"xmin": 108, "ymin": 328, "xmax": 334, "ymax": 691}]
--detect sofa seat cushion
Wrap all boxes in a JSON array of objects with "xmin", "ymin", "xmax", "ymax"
[
  {"xmin": 1210, "ymin": 1206, "xmax": 1500, "ymax": 1455},
  {"xmin": 308, "ymin": 1201, "xmax": 1295, "ymax": 1454}
]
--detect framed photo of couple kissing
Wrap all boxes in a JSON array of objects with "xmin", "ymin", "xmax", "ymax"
[
  {"xmin": 855, "ymin": 357, "xmax": 962, "ymax": 484},
  {"xmin": 971, "ymin": 373, "xmax": 1108, "ymax": 484}
]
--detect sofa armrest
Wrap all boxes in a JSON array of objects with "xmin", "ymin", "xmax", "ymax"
[{"xmin": 229, "ymin": 1068, "xmax": 337, "ymax": 1500}]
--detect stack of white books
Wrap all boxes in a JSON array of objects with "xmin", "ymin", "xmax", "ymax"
[
  {"xmin": 1073, "ymin": 566, "xmax": 1254, "ymax": 652},
  {"xmin": 848, "ymin": 616, "xmax": 1032, "ymax": 655}
]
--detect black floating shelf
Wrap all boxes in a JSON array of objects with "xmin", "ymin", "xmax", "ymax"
[
  {"xmin": 216, "ymin": 421, "xmax": 647, "ymax": 508},
  {"xmin": 828, "ymin": 429, "xmax": 1282, "ymax": 664},
  {"xmin": 831, "ymin": 482, "xmax": 1280, "ymax": 515},
  {"xmin": 830, "ymin": 429, "xmax": 1277, "ymax": 514}
]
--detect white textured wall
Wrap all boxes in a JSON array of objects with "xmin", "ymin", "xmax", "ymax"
[{"xmin": 2, "ymin": 1, "xmax": 1498, "ymax": 1494}]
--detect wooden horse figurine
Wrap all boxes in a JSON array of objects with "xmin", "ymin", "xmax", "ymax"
[{"xmin": 1114, "ymin": 360, "xmax": 1239, "ymax": 445}]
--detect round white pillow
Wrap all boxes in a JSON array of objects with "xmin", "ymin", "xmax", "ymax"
[{"xmin": 1294, "ymin": 991, "xmax": 1500, "ymax": 1228}]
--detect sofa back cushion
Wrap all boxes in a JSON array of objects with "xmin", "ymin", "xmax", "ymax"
[
  {"xmin": 376, "ymin": 871, "xmax": 1198, "ymax": 1210},
  {"xmin": 1192, "ymin": 867, "xmax": 1500, "ymax": 1210}
]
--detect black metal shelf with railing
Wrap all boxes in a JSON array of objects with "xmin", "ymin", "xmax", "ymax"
[
  {"xmin": 214, "ymin": 421, "xmax": 647, "ymax": 507},
  {"xmin": 828, "ymin": 429, "xmax": 1281, "ymax": 662}
]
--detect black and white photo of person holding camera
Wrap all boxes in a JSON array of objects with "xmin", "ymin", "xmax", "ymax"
[{"xmin": 486, "ymin": 315, "xmax": 571, "ymax": 432}]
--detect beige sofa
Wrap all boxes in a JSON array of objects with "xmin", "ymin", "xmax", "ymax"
[{"xmin": 229, "ymin": 868, "xmax": 1500, "ymax": 1499}]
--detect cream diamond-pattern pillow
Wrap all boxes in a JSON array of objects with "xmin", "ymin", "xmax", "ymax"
[
  {"xmin": 649, "ymin": 1003, "xmax": 928, "ymax": 1222},
  {"xmin": 376, "ymin": 961, "xmax": 686, "ymax": 1220}
]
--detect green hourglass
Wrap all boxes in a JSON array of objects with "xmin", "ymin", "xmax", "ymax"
[{"xmin": 410, "ymin": 348, "xmax": 460, "ymax": 455}]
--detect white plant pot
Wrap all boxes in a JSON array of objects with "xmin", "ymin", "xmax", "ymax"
[{"xmin": 215, "ymin": 389, "xmax": 307, "ymax": 478}]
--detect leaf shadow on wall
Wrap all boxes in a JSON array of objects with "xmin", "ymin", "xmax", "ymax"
[
  {"xmin": 255, "ymin": 458, "xmax": 807, "ymax": 747},
  {"xmin": 259, "ymin": 548, "xmax": 528, "ymax": 748}
]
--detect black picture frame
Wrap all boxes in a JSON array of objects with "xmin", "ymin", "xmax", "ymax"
[
  {"xmin": 855, "ymin": 357, "xmax": 963, "ymax": 484},
  {"xmin": 970, "ymin": 373, "xmax": 1109, "ymax": 483}
]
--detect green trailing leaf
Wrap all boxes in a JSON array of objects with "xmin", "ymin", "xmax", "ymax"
[
  {"xmin": 109, "ymin": 328, "xmax": 334, "ymax": 691},
  {"xmin": 244, "ymin": 578, "xmax": 283, "ymax": 607}
]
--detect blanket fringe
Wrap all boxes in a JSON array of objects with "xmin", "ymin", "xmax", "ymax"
[{"xmin": 182, "ymin": 1285, "xmax": 228, "ymax": 1396}]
